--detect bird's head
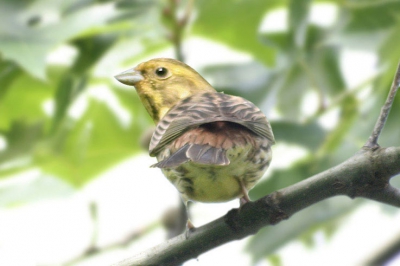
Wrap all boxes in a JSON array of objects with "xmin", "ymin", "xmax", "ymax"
[{"xmin": 115, "ymin": 58, "xmax": 215, "ymax": 123}]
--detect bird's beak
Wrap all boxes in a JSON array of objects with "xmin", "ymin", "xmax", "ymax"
[{"xmin": 114, "ymin": 68, "xmax": 144, "ymax": 86}]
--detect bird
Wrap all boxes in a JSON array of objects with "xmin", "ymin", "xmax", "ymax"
[{"xmin": 115, "ymin": 58, "xmax": 274, "ymax": 231}]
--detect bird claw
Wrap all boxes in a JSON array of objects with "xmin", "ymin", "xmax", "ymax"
[
  {"xmin": 185, "ymin": 219, "xmax": 196, "ymax": 239},
  {"xmin": 239, "ymin": 180, "xmax": 251, "ymax": 207},
  {"xmin": 239, "ymin": 196, "xmax": 250, "ymax": 207}
]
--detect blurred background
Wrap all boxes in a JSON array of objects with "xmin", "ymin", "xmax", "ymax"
[{"xmin": 1, "ymin": 0, "xmax": 400, "ymax": 265}]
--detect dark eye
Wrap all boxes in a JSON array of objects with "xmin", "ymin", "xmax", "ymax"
[{"xmin": 155, "ymin": 67, "xmax": 169, "ymax": 78}]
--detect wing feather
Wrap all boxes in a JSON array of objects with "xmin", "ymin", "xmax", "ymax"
[
  {"xmin": 149, "ymin": 92, "xmax": 275, "ymax": 156},
  {"xmin": 152, "ymin": 143, "xmax": 230, "ymax": 168}
]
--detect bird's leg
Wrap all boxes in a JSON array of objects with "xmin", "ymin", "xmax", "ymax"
[
  {"xmin": 239, "ymin": 179, "xmax": 251, "ymax": 207},
  {"xmin": 184, "ymin": 201, "xmax": 195, "ymax": 239}
]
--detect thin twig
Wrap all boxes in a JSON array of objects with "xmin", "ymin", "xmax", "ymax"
[
  {"xmin": 364, "ymin": 61, "xmax": 400, "ymax": 149},
  {"xmin": 163, "ymin": 0, "xmax": 194, "ymax": 62}
]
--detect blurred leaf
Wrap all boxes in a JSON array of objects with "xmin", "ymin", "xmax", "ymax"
[
  {"xmin": 343, "ymin": 1, "xmax": 400, "ymax": 32},
  {"xmin": 52, "ymin": 34, "xmax": 118, "ymax": 131},
  {"xmin": 276, "ymin": 64, "xmax": 308, "ymax": 120},
  {"xmin": 0, "ymin": 122, "xmax": 43, "ymax": 171},
  {"xmin": 271, "ymin": 121, "xmax": 326, "ymax": 151},
  {"xmin": 379, "ymin": 21, "xmax": 400, "ymax": 70},
  {"xmin": 318, "ymin": 95, "xmax": 358, "ymax": 154},
  {"xmin": 267, "ymin": 254, "xmax": 282, "ymax": 266},
  {"xmin": 202, "ymin": 61, "xmax": 273, "ymax": 105},
  {"xmin": 52, "ymin": 74, "xmax": 87, "ymax": 132},
  {"xmin": 0, "ymin": 70, "xmax": 59, "ymax": 130},
  {"xmin": 0, "ymin": 0, "xmax": 121, "ymax": 79},
  {"xmin": 71, "ymin": 34, "xmax": 118, "ymax": 75},
  {"xmin": 288, "ymin": 0, "xmax": 311, "ymax": 47},
  {"xmin": 0, "ymin": 67, "xmax": 65, "ymax": 176},
  {"xmin": 37, "ymin": 96, "xmax": 143, "ymax": 186},
  {"xmin": 113, "ymin": 87, "xmax": 153, "ymax": 127},
  {"xmin": 193, "ymin": 0, "xmax": 280, "ymax": 65},
  {"xmin": 327, "ymin": 1, "xmax": 400, "ymax": 50},
  {"xmin": 0, "ymin": 61, "xmax": 21, "ymax": 99},
  {"xmin": 307, "ymin": 44, "xmax": 345, "ymax": 96}
]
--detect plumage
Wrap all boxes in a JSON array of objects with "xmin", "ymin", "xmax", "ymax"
[
  {"xmin": 115, "ymin": 58, "xmax": 274, "ymax": 230},
  {"xmin": 149, "ymin": 92, "xmax": 274, "ymax": 156}
]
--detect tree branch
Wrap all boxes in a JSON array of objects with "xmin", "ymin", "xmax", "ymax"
[
  {"xmin": 364, "ymin": 231, "xmax": 400, "ymax": 265},
  {"xmin": 114, "ymin": 146, "xmax": 400, "ymax": 266},
  {"xmin": 364, "ymin": 61, "xmax": 400, "ymax": 149}
]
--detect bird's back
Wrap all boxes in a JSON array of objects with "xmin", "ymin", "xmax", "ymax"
[{"xmin": 150, "ymin": 92, "xmax": 274, "ymax": 203}]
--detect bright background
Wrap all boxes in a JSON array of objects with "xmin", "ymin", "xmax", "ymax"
[{"xmin": 1, "ymin": 0, "xmax": 400, "ymax": 265}]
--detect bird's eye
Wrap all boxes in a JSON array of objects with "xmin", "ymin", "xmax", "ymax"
[{"xmin": 155, "ymin": 67, "xmax": 169, "ymax": 78}]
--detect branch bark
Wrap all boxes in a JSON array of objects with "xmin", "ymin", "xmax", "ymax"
[
  {"xmin": 114, "ymin": 146, "xmax": 400, "ymax": 266},
  {"xmin": 365, "ymin": 61, "xmax": 400, "ymax": 149}
]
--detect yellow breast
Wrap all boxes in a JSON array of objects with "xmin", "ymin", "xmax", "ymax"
[{"xmin": 160, "ymin": 141, "xmax": 272, "ymax": 203}]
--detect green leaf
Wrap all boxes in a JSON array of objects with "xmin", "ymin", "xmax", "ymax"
[
  {"xmin": 288, "ymin": 0, "xmax": 311, "ymax": 47},
  {"xmin": 307, "ymin": 44, "xmax": 346, "ymax": 96},
  {"xmin": 0, "ymin": 0, "xmax": 121, "ymax": 80},
  {"xmin": 37, "ymin": 94, "xmax": 144, "ymax": 186},
  {"xmin": 71, "ymin": 34, "xmax": 118, "ymax": 75},
  {"xmin": 276, "ymin": 64, "xmax": 309, "ymax": 120},
  {"xmin": 52, "ymin": 34, "xmax": 118, "ymax": 132},
  {"xmin": 271, "ymin": 121, "xmax": 326, "ymax": 151},
  {"xmin": 318, "ymin": 95, "xmax": 358, "ymax": 154},
  {"xmin": 0, "ymin": 61, "xmax": 22, "ymax": 99},
  {"xmin": 326, "ymin": 1, "xmax": 400, "ymax": 50},
  {"xmin": 193, "ymin": 0, "xmax": 281, "ymax": 65},
  {"xmin": 201, "ymin": 61, "xmax": 273, "ymax": 105},
  {"xmin": 343, "ymin": 1, "xmax": 400, "ymax": 32},
  {"xmin": 0, "ymin": 122, "xmax": 43, "ymax": 173},
  {"xmin": 0, "ymin": 69, "xmax": 60, "ymax": 130},
  {"xmin": 52, "ymin": 74, "xmax": 86, "ymax": 132}
]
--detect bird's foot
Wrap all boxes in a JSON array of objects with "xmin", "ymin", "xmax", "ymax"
[
  {"xmin": 239, "ymin": 180, "xmax": 251, "ymax": 208},
  {"xmin": 239, "ymin": 196, "xmax": 250, "ymax": 207},
  {"xmin": 185, "ymin": 219, "xmax": 196, "ymax": 239}
]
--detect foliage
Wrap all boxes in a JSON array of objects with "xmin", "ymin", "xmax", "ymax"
[{"xmin": 0, "ymin": 0, "xmax": 400, "ymax": 264}]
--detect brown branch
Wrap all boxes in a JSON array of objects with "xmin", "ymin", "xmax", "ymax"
[
  {"xmin": 364, "ymin": 61, "xmax": 400, "ymax": 149},
  {"xmin": 114, "ymin": 146, "xmax": 400, "ymax": 266}
]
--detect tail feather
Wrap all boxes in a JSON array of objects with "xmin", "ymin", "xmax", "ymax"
[{"xmin": 152, "ymin": 144, "xmax": 230, "ymax": 169}]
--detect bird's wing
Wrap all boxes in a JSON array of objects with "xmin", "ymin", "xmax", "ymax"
[
  {"xmin": 149, "ymin": 92, "xmax": 275, "ymax": 156},
  {"xmin": 151, "ymin": 143, "xmax": 230, "ymax": 168}
]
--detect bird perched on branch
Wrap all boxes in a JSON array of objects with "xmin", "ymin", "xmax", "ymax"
[{"xmin": 115, "ymin": 58, "xmax": 274, "ymax": 231}]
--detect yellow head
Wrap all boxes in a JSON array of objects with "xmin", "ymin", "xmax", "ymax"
[{"xmin": 115, "ymin": 58, "xmax": 215, "ymax": 123}]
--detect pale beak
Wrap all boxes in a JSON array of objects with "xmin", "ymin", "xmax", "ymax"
[{"xmin": 114, "ymin": 68, "xmax": 144, "ymax": 86}]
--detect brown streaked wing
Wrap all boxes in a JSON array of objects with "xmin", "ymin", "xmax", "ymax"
[{"xmin": 149, "ymin": 92, "xmax": 275, "ymax": 156}]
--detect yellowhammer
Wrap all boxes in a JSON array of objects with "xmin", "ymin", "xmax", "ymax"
[{"xmin": 115, "ymin": 58, "xmax": 274, "ymax": 230}]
